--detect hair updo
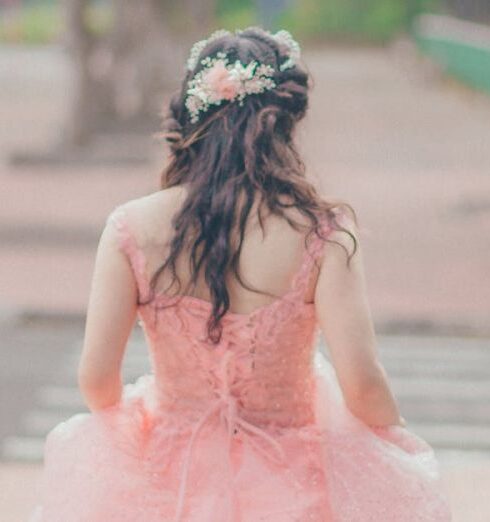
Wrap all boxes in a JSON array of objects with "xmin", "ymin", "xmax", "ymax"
[{"xmin": 149, "ymin": 26, "xmax": 358, "ymax": 344}]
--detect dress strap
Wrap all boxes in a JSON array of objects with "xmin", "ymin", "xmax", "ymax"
[
  {"xmin": 106, "ymin": 205, "xmax": 152, "ymax": 303},
  {"xmin": 288, "ymin": 213, "xmax": 332, "ymax": 301}
]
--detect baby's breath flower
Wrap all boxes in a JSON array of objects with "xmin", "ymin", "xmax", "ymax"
[
  {"xmin": 183, "ymin": 28, "xmax": 302, "ymax": 123},
  {"xmin": 185, "ymin": 56, "xmax": 277, "ymax": 123}
]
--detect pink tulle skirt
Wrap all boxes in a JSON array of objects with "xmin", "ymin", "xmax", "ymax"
[{"xmin": 30, "ymin": 352, "xmax": 451, "ymax": 521}]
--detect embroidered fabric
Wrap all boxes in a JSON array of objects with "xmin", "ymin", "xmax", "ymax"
[{"xmin": 30, "ymin": 204, "xmax": 452, "ymax": 522}]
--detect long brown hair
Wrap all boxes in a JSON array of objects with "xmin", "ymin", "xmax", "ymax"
[{"xmin": 149, "ymin": 26, "xmax": 358, "ymax": 344}]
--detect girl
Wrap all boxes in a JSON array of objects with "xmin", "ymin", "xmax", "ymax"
[{"xmin": 31, "ymin": 27, "xmax": 451, "ymax": 521}]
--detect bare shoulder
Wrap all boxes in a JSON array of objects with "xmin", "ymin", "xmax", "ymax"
[
  {"xmin": 121, "ymin": 185, "xmax": 187, "ymax": 215},
  {"xmin": 315, "ymin": 202, "xmax": 365, "ymax": 294},
  {"xmin": 114, "ymin": 186, "xmax": 188, "ymax": 242}
]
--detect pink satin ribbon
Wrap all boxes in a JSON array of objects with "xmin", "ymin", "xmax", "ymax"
[{"xmin": 173, "ymin": 350, "xmax": 286, "ymax": 522}]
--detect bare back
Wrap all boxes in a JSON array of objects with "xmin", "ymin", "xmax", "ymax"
[{"xmin": 119, "ymin": 185, "xmax": 322, "ymax": 314}]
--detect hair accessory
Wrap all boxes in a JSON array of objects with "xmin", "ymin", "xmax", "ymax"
[
  {"xmin": 185, "ymin": 28, "xmax": 301, "ymax": 73},
  {"xmin": 273, "ymin": 30, "xmax": 301, "ymax": 72},
  {"xmin": 184, "ymin": 29, "xmax": 302, "ymax": 123},
  {"xmin": 186, "ymin": 29, "xmax": 231, "ymax": 72},
  {"xmin": 185, "ymin": 52, "xmax": 276, "ymax": 124},
  {"xmin": 186, "ymin": 29, "xmax": 301, "ymax": 71}
]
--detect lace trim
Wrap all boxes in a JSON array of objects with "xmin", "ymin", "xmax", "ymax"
[
  {"xmin": 289, "ymin": 213, "xmax": 331, "ymax": 298},
  {"xmin": 106, "ymin": 205, "xmax": 152, "ymax": 302}
]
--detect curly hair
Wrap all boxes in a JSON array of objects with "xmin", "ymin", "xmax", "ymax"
[{"xmin": 147, "ymin": 26, "xmax": 358, "ymax": 344}]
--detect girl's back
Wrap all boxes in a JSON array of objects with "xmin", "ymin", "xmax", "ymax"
[{"xmin": 115, "ymin": 185, "xmax": 323, "ymax": 311}]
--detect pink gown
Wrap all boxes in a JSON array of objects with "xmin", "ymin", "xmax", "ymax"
[{"xmin": 30, "ymin": 205, "xmax": 451, "ymax": 521}]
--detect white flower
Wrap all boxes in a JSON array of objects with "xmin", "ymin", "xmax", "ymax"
[
  {"xmin": 185, "ymin": 56, "xmax": 277, "ymax": 123},
  {"xmin": 183, "ymin": 28, "xmax": 302, "ymax": 123}
]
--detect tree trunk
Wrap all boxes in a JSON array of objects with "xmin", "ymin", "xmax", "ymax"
[
  {"xmin": 62, "ymin": 0, "xmax": 100, "ymax": 145},
  {"xmin": 61, "ymin": 0, "xmax": 216, "ymax": 147}
]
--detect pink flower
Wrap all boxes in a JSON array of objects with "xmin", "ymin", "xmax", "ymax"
[{"xmin": 203, "ymin": 61, "xmax": 240, "ymax": 101}]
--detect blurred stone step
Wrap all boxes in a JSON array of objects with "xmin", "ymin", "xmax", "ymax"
[
  {"xmin": 398, "ymin": 397, "xmax": 490, "ymax": 424},
  {"xmin": 1, "ymin": 436, "xmax": 45, "ymax": 462},
  {"xmin": 410, "ymin": 422, "xmax": 490, "ymax": 451},
  {"xmin": 389, "ymin": 377, "xmax": 490, "ymax": 400}
]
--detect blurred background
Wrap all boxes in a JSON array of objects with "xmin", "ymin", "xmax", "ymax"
[{"xmin": 0, "ymin": 1, "xmax": 489, "ymax": 520}]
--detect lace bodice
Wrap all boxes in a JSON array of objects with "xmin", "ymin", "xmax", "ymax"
[
  {"xmin": 107, "ymin": 204, "xmax": 331, "ymax": 427},
  {"xmin": 106, "ymin": 205, "xmax": 332, "ymax": 520}
]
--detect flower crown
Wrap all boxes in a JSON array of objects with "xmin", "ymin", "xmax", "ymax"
[{"xmin": 184, "ymin": 29, "xmax": 301, "ymax": 124}]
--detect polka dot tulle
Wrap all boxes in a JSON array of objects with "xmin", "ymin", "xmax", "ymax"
[{"xmin": 30, "ymin": 205, "xmax": 451, "ymax": 521}]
